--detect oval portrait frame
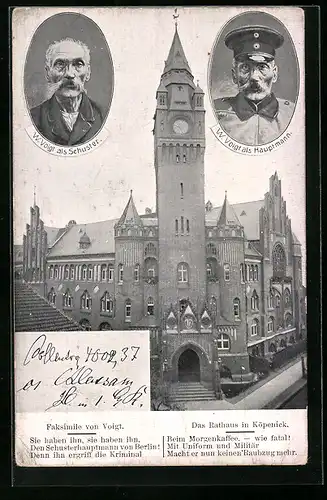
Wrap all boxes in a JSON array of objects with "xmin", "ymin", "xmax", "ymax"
[
  {"xmin": 208, "ymin": 10, "xmax": 299, "ymax": 154},
  {"xmin": 24, "ymin": 11, "xmax": 114, "ymax": 156}
]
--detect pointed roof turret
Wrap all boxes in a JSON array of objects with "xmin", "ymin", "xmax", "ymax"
[
  {"xmin": 163, "ymin": 26, "xmax": 192, "ymax": 75},
  {"xmin": 218, "ymin": 191, "xmax": 242, "ymax": 227},
  {"xmin": 194, "ymin": 80, "xmax": 204, "ymax": 93},
  {"xmin": 117, "ymin": 190, "xmax": 143, "ymax": 227}
]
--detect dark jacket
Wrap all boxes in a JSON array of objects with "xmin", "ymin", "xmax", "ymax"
[{"xmin": 30, "ymin": 92, "xmax": 104, "ymax": 146}]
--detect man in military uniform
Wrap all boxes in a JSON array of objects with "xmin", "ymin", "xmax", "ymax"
[{"xmin": 214, "ymin": 26, "xmax": 295, "ymax": 146}]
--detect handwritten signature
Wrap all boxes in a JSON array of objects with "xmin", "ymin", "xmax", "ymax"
[{"xmin": 23, "ymin": 334, "xmax": 80, "ymax": 369}]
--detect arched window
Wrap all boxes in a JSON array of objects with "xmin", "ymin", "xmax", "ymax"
[
  {"xmin": 134, "ymin": 264, "xmax": 140, "ymax": 282},
  {"xmin": 181, "ymin": 216, "xmax": 184, "ymax": 233},
  {"xmin": 118, "ymin": 264, "xmax": 123, "ymax": 283},
  {"xmin": 99, "ymin": 322, "xmax": 112, "ymax": 331},
  {"xmin": 69, "ymin": 264, "xmax": 75, "ymax": 280},
  {"xmin": 240, "ymin": 263, "xmax": 245, "ymax": 282},
  {"xmin": 125, "ymin": 299, "xmax": 131, "ymax": 322},
  {"xmin": 268, "ymin": 291, "xmax": 274, "ymax": 309},
  {"xmin": 254, "ymin": 265, "xmax": 259, "ymax": 281},
  {"xmin": 100, "ymin": 292, "xmax": 114, "ymax": 315},
  {"xmin": 108, "ymin": 264, "xmax": 114, "ymax": 282},
  {"xmin": 217, "ymin": 334, "xmax": 230, "ymax": 350},
  {"xmin": 177, "ymin": 262, "xmax": 189, "ymax": 283},
  {"xmin": 206, "ymin": 258, "xmax": 217, "ymax": 280},
  {"xmin": 233, "ymin": 298, "xmax": 241, "ymax": 320},
  {"xmin": 249, "ymin": 265, "xmax": 254, "ymax": 281},
  {"xmin": 284, "ymin": 288, "xmax": 291, "ymax": 307},
  {"xmin": 269, "ymin": 343, "xmax": 277, "ymax": 353},
  {"xmin": 101, "ymin": 264, "xmax": 107, "ymax": 281},
  {"xmin": 206, "ymin": 262, "xmax": 212, "ymax": 278},
  {"xmin": 285, "ymin": 313, "xmax": 293, "ymax": 327},
  {"xmin": 144, "ymin": 257, "xmax": 157, "ymax": 280},
  {"xmin": 47, "ymin": 287, "xmax": 56, "ymax": 305},
  {"xmin": 81, "ymin": 290, "xmax": 91, "ymax": 310},
  {"xmin": 145, "ymin": 242, "xmax": 156, "ymax": 256},
  {"xmin": 79, "ymin": 318, "xmax": 91, "ymax": 331},
  {"xmin": 87, "ymin": 265, "xmax": 93, "ymax": 281},
  {"xmin": 175, "ymin": 219, "xmax": 179, "ymax": 234},
  {"xmin": 64, "ymin": 265, "xmax": 69, "ymax": 280},
  {"xmin": 186, "ymin": 219, "xmax": 190, "ymax": 233},
  {"xmin": 179, "ymin": 298, "xmax": 188, "ymax": 313},
  {"xmin": 251, "ymin": 318, "xmax": 259, "ymax": 336},
  {"xmin": 54, "ymin": 265, "xmax": 59, "ymax": 280},
  {"xmin": 267, "ymin": 316, "xmax": 274, "ymax": 333},
  {"xmin": 272, "ymin": 243, "xmax": 286, "ymax": 277},
  {"xmin": 224, "ymin": 263, "xmax": 230, "ymax": 281},
  {"xmin": 63, "ymin": 289, "xmax": 73, "ymax": 308},
  {"xmin": 275, "ymin": 293, "xmax": 281, "ymax": 308},
  {"xmin": 210, "ymin": 296, "xmax": 217, "ymax": 315},
  {"xmin": 180, "ymin": 182, "xmax": 184, "ymax": 198},
  {"xmin": 49, "ymin": 265, "xmax": 54, "ymax": 279},
  {"xmin": 81, "ymin": 264, "xmax": 87, "ymax": 281},
  {"xmin": 280, "ymin": 338, "xmax": 287, "ymax": 348},
  {"xmin": 251, "ymin": 290, "xmax": 259, "ymax": 310},
  {"xmin": 147, "ymin": 297, "xmax": 154, "ymax": 316},
  {"xmin": 206, "ymin": 243, "xmax": 217, "ymax": 255}
]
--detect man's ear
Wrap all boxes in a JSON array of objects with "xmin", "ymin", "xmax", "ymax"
[
  {"xmin": 85, "ymin": 64, "xmax": 91, "ymax": 82},
  {"xmin": 45, "ymin": 65, "xmax": 51, "ymax": 82},
  {"xmin": 272, "ymin": 64, "xmax": 278, "ymax": 84},
  {"xmin": 231, "ymin": 67, "xmax": 237, "ymax": 85}
]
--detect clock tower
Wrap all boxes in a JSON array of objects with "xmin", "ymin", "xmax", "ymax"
[{"xmin": 154, "ymin": 25, "xmax": 206, "ymax": 312}]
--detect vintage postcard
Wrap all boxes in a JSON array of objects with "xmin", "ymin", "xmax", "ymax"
[{"xmin": 12, "ymin": 6, "xmax": 308, "ymax": 468}]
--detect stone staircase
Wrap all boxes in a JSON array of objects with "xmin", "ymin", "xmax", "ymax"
[
  {"xmin": 170, "ymin": 382, "xmax": 217, "ymax": 403},
  {"xmin": 14, "ymin": 280, "xmax": 81, "ymax": 331}
]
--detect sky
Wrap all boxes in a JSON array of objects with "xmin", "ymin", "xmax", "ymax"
[{"xmin": 12, "ymin": 6, "xmax": 306, "ymax": 280}]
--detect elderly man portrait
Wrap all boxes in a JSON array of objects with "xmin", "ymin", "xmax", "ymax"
[
  {"xmin": 31, "ymin": 38, "xmax": 103, "ymax": 146},
  {"xmin": 214, "ymin": 26, "xmax": 295, "ymax": 146}
]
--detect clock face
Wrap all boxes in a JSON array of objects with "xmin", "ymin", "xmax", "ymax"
[{"xmin": 173, "ymin": 119, "xmax": 189, "ymax": 135}]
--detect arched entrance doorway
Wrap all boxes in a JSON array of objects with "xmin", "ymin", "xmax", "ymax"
[{"xmin": 178, "ymin": 349, "xmax": 200, "ymax": 382}]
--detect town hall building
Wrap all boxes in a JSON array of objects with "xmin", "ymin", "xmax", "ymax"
[{"xmin": 17, "ymin": 27, "xmax": 306, "ymax": 394}]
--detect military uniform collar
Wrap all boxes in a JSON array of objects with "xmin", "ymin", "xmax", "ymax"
[{"xmin": 230, "ymin": 92, "xmax": 279, "ymax": 121}]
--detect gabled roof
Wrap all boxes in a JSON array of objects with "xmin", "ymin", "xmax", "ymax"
[
  {"xmin": 217, "ymin": 192, "xmax": 242, "ymax": 227},
  {"xmin": 48, "ymin": 219, "xmax": 117, "ymax": 257},
  {"xmin": 117, "ymin": 191, "xmax": 143, "ymax": 227},
  {"xmin": 292, "ymin": 231, "xmax": 301, "ymax": 245},
  {"xmin": 245, "ymin": 241, "xmax": 262, "ymax": 258},
  {"xmin": 14, "ymin": 281, "xmax": 81, "ymax": 331},
  {"xmin": 45, "ymin": 226, "xmax": 66, "ymax": 247},
  {"xmin": 206, "ymin": 200, "xmax": 264, "ymax": 240},
  {"xmin": 163, "ymin": 27, "xmax": 192, "ymax": 75}
]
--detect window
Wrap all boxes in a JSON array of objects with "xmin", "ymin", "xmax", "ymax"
[
  {"xmin": 183, "ymin": 154, "xmax": 186, "ymax": 163},
  {"xmin": 207, "ymin": 243, "xmax": 217, "ymax": 256},
  {"xmin": 101, "ymin": 264, "xmax": 107, "ymax": 281},
  {"xmin": 284, "ymin": 288, "xmax": 291, "ymax": 306},
  {"xmin": 159, "ymin": 94, "xmax": 165, "ymax": 105},
  {"xmin": 186, "ymin": 219, "xmax": 190, "ymax": 233},
  {"xmin": 267, "ymin": 316, "xmax": 274, "ymax": 333},
  {"xmin": 251, "ymin": 290, "xmax": 259, "ymax": 310},
  {"xmin": 81, "ymin": 290, "xmax": 91, "ymax": 310},
  {"xmin": 177, "ymin": 263, "xmax": 188, "ymax": 283},
  {"xmin": 134, "ymin": 264, "xmax": 140, "ymax": 282},
  {"xmin": 47, "ymin": 287, "xmax": 56, "ymax": 305},
  {"xmin": 118, "ymin": 264, "xmax": 123, "ymax": 283},
  {"xmin": 233, "ymin": 298, "xmax": 240, "ymax": 320},
  {"xmin": 63, "ymin": 289, "xmax": 73, "ymax": 308},
  {"xmin": 179, "ymin": 299, "xmax": 188, "ymax": 313},
  {"xmin": 64, "ymin": 265, "xmax": 69, "ymax": 280},
  {"xmin": 224, "ymin": 264, "xmax": 230, "ymax": 281},
  {"xmin": 249, "ymin": 265, "xmax": 254, "ymax": 281},
  {"xmin": 272, "ymin": 243, "xmax": 286, "ymax": 277},
  {"xmin": 125, "ymin": 299, "xmax": 131, "ymax": 322},
  {"xmin": 70, "ymin": 265, "xmax": 74, "ymax": 280},
  {"xmin": 100, "ymin": 292, "xmax": 114, "ymax": 315},
  {"xmin": 217, "ymin": 333, "xmax": 230, "ymax": 350},
  {"xmin": 285, "ymin": 313, "xmax": 293, "ymax": 327},
  {"xmin": 88, "ymin": 265, "xmax": 93, "ymax": 281},
  {"xmin": 108, "ymin": 264, "xmax": 114, "ymax": 282},
  {"xmin": 206, "ymin": 262, "xmax": 212, "ymax": 278},
  {"xmin": 210, "ymin": 296, "xmax": 217, "ymax": 314},
  {"xmin": 176, "ymin": 154, "xmax": 180, "ymax": 163},
  {"xmin": 275, "ymin": 294, "xmax": 281, "ymax": 307},
  {"xmin": 175, "ymin": 219, "xmax": 178, "ymax": 234},
  {"xmin": 181, "ymin": 216, "xmax": 184, "ymax": 233},
  {"xmin": 147, "ymin": 297, "xmax": 154, "ymax": 316},
  {"xmin": 268, "ymin": 291, "xmax": 274, "ymax": 309},
  {"xmin": 49, "ymin": 265, "xmax": 54, "ymax": 279},
  {"xmin": 82, "ymin": 265, "xmax": 87, "ymax": 281},
  {"xmin": 145, "ymin": 243, "xmax": 156, "ymax": 256},
  {"xmin": 269, "ymin": 343, "xmax": 277, "ymax": 353},
  {"xmin": 147, "ymin": 266, "xmax": 155, "ymax": 278},
  {"xmin": 254, "ymin": 265, "xmax": 259, "ymax": 281},
  {"xmin": 240, "ymin": 263, "xmax": 245, "ymax": 282},
  {"xmin": 54, "ymin": 266, "xmax": 59, "ymax": 279},
  {"xmin": 251, "ymin": 318, "xmax": 259, "ymax": 336},
  {"xmin": 180, "ymin": 183, "xmax": 184, "ymax": 198}
]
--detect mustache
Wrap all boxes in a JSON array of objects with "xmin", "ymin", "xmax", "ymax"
[
  {"xmin": 48, "ymin": 79, "xmax": 82, "ymax": 94},
  {"xmin": 239, "ymin": 80, "xmax": 266, "ymax": 93}
]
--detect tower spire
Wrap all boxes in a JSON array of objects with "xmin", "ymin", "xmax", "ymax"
[
  {"xmin": 173, "ymin": 8, "xmax": 179, "ymax": 28},
  {"xmin": 33, "ymin": 185, "xmax": 36, "ymax": 207}
]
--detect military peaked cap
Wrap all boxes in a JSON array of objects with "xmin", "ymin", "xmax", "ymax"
[{"xmin": 225, "ymin": 25, "xmax": 284, "ymax": 61}]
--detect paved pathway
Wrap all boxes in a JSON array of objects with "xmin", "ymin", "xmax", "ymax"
[{"xmin": 183, "ymin": 357, "xmax": 306, "ymax": 411}]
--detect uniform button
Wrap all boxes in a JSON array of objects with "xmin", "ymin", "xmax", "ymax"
[
  {"xmin": 254, "ymin": 32, "xmax": 259, "ymax": 38},
  {"xmin": 285, "ymin": 100, "xmax": 289, "ymax": 105},
  {"xmin": 253, "ymin": 43, "xmax": 260, "ymax": 50}
]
